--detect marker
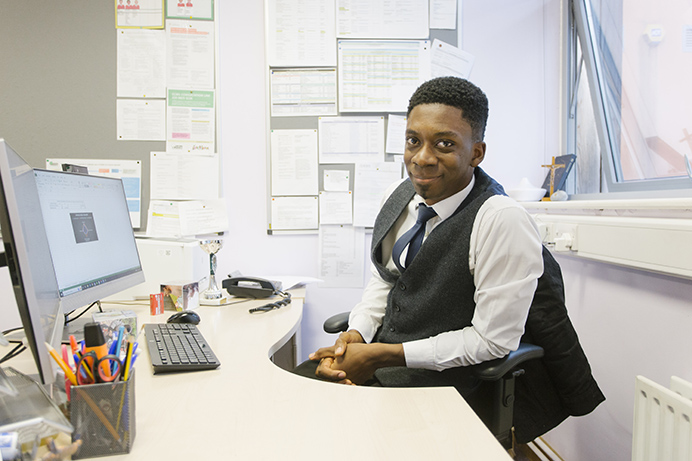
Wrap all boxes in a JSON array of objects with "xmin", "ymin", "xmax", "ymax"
[
  {"xmin": 69, "ymin": 335, "xmax": 79, "ymax": 355},
  {"xmin": 83, "ymin": 323, "xmax": 111, "ymax": 378},
  {"xmin": 45, "ymin": 342, "xmax": 77, "ymax": 386}
]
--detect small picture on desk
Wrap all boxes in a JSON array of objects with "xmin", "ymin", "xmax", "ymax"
[{"xmin": 541, "ymin": 154, "xmax": 576, "ymax": 197}]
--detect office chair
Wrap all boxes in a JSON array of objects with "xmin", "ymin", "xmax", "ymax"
[{"xmin": 323, "ymin": 312, "xmax": 545, "ymax": 451}]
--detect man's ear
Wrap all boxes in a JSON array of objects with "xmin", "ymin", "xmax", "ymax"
[{"xmin": 471, "ymin": 142, "xmax": 486, "ymax": 167}]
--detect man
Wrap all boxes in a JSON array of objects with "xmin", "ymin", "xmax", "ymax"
[{"xmin": 304, "ymin": 77, "xmax": 604, "ymax": 442}]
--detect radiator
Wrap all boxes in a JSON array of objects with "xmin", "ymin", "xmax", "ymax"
[{"xmin": 633, "ymin": 375, "xmax": 692, "ymax": 461}]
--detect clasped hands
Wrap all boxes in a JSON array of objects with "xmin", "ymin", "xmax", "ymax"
[{"xmin": 308, "ymin": 330, "xmax": 405, "ymax": 385}]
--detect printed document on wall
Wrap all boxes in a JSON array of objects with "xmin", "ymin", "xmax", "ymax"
[
  {"xmin": 319, "ymin": 191, "xmax": 353, "ymax": 225},
  {"xmin": 271, "ymin": 129, "xmax": 319, "ymax": 196},
  {"xmin": 116, "ymin": 0, "xmax": 164, "ymax": 29},
  {"xmin": 336, "ymin": 0, "xmax": 428, "ymax": 39},
  {"xmin": 267, "ymin": 0, "xmax": 336, "ymax": 66},
  {"xmin": 318, "ymin": 116, "xmax": 385, "ymax": 164},
  {"xmin": 146, "ymin": 200, "xmax": 181, "ymax": 238},
  {"xmin": 167, "ymin": 89, "xmax": 215, "ymax": 151},
  {"xmin": 431, "ymin": 39, "xmax": 475, "ymax": 79},
  {"xmin": 386, "ymin": 114, "xmax": 407, "ymax": 154},
  {"xmin": 117, "ymin": 99, "xmax": 166, "ymax": 141},
  {"xmin": 166, "ymin": 19, "xmax": 215, "ymax": 89},
  {"xmin": 319, "ymin": 225, "xmax": 365, "ymax": 288},
  {"xmin": 270, "ymin": 69, "xmax": 337, "ymax": 117},
  {"xmin": 353, "ymin": 162, "xmax": 403, "ymax": 227},
  {"xmin": 117, "ymin": 29, "xmax": 165, "ymax": 98},
  {"xmin": 430, "ymin": 0, "xmax": 458, "ymax": 30},
  {"xmin": 46, "ymin": 158, "xmax": 142, "ymax": 228},
  {"xmin": 178, "ymin": 199, "xmax": 228, "ymax": 236},
  {"xmin": 270, "ymin": 196, "xmax": 319, "ymax": 231},
  {"xmin": 166, "ymin": 0, "xmax": 214, "ymax": 20},
  {"xmin": 338, "ymin": 40, "xmax": 430, "ymax": 112},
  {"xmin": 150, "ymin": 152, "xmax": 219, "ymax": 200}
]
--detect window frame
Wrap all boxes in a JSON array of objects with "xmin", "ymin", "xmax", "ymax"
[{"xmin": 567, "ymin": 0, "xmax": 692, "ymax": 199}]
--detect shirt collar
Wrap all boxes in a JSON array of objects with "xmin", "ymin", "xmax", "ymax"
[{"xmin": 413, "ymin": 174, "xmax": 475, "ymax": 222}]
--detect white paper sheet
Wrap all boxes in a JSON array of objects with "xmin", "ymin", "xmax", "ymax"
[
  {"xmin": 338, "ymin": 40, "xmax": 431, "ymax": 112},
  {"xmin": 178, "ymin": 199, "xmax": 228, "ymax": 236},
  {"xmin": 267, "ymin": 0, "xmax": 336, "ymax": 66},
  {"xmin": 270, "ymin": 196, "xmax": 319, "ymax": 231},
  {"xmin": 386, "ymin": 114, "xmax": 407, "ymax": 154},
  {"xmin": 116, "ymin": 0, "xmax": 165, "ymax": 29},
  {"xmin": 46, "ymin": 158, "xmax": 142, "ymax": 228},
  {"xmin": 431, "ymin": 39, "xmax": 475, "ymax": 79},
  {"xmin": 270, "ymin": 69, "xmax": 338, "ymax": 117},
  {"xmin": 117, "ymin": 99, "xmax": 166, "ymax": 141},
  {"xmin": 430, "ymin": 0, "xmax": 458, "ymax": 30},
  {"xmin": 146, "ymin": 200, "xmax": 181, "ymax": 237},
  {"xmin": 166, "ymin": 19, "xmax": 215, "ymax": 89},
  {"xmin": 117, "ymin": 29, "xmax": 166, "ymax": 98},
  {"xmin": 353, "ymin": 162, "xmax": 403, "ymax": 227},
  {"xmin": 270, "ymin": 129, "xmax": 319, "ymax": 196},
  {"xmin": 166, "ymin": 89, "xmax": 215, "ymax": 150},
  {"xmin": 318, "ymin": 116, "xmax": 385, "ymax": 164},
  {"xmin": 319, "ymin": 191, "xmax": 353, "ymax": 224},
  {"xmin": 150, "ymin": 151, "xmax": 219, "ymax": 200},
  {"xmin": 318, "ymin": 225, "xmax": 365, "ymax": 288},
  {"xmin": 336, "ymin": 0, "xmax": 429, "ymax": 39},
  {"xmin": 166, "ymin": 0, "xmax": 214, "ymax": 20},
  {"xmin": 323, "ymin": 169, "xmax": 350, "ymax": 192}
]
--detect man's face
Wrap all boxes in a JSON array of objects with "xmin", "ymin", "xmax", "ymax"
[{"xmin": 404, "ymin": 103, "xmax": 486, "ymax": 205}]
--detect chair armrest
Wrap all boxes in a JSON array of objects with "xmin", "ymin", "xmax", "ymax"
[
  {"xmin": 471, "ymin": 343, "xmax": 544, "ymax": 381},
  {"xmin": 323, "ymin": 312, "xmax": 350, "ymax": 334}
]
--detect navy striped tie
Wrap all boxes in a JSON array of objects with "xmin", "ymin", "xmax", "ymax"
[{"xmin": 392, "ymin": 204, "xmax": 437, "ymax": 272}]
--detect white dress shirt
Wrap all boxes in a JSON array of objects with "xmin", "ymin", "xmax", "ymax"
[{"xmin": 348, "ymin": 175, "xmax": 544, "ymax": 370}]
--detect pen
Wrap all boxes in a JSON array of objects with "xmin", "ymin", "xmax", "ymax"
[
  {"xmin": 122, "ymin": 341, "xmax": 134, "ymax": 381},
  {"xmin": 61, "ymin": 344, "xmax": 72, "ymax": 400},
  {"xmin": 45, "ymin": 342, "xmax": 77, "ymax": 386},
  {"xmin": 112, "ymin": 326, "xmax": 125, "ymax": 373},
  {"xmin": 69, "ymin": 335, "xmax": 79, "ymax": 355}
]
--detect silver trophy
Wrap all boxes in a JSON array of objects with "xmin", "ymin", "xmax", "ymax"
[{"xmin": 199, "ymin": 239, "xmax": 224, "ymax": 299}]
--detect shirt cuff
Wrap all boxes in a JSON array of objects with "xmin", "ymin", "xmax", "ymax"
[
  {"xmin": 402, "ymin": 338, "xmax": 436, "ymax": 370},
  {"xmin": 347, "ymin": 315, "xmax": 378, "ymax": 344}
]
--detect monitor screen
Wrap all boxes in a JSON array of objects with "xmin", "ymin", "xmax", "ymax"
[
  {"xmin": 33, "ymin": 169, "xmax": 144, "ymax": 314},
  {"xmin": 0, "ymin": 139, "xmax": 63, "ymax": 385}
]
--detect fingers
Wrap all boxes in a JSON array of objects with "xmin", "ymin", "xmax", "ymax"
[
  {"xmin": 314, "ymin": 357, "xmax": 347, "ymax": 382},
  {"xmin": 308, "ymin": 345, "xmax": 336, "ymax": 361}
]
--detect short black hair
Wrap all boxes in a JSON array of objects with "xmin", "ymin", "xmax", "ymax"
[{"xmin": 407, "ymin": 77, "xmax": 489, "ymax": 142}]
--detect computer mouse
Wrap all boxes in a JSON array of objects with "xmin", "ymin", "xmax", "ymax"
[{"xmin": 166, "ymin": 310, "xmax": 200, "ymax": 325}]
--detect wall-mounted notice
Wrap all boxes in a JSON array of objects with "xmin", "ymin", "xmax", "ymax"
[
  {"xmin": 318, "ymin": 116, "xmax": 385, "ymax": 164},
  {"xmin": 166, "ymin": 0, "xmax": 214, "ymax": 21},
  {"xmin": 270, "ymin": 196, "xmax": 319, "ymax": 231},
  {"xmin": 270, "ymin": 129, "xmax": 319, "ymax": 196},
  {"xmin": 336, "ymin": 0, "xmax": 429, "ymax": 39},
  {"xmin": 431, "ymin": 39, "xmax": 475, "ymax": 79},
  {"xmin": 318, "ymin": 224, "xmax": 365, "ymax": 288},
  {"xmin": 166, "ymin": 19, "xmax": 215, "ymax": 89},
  {"xmin": 267, "ymin": 0, "xmax": 336, "ymax": 67},
  {"xmin": 150, "ymin": 151, "xmax": 219, "ymax": 200},
  {"xmin": 117, "ymin": 29, "xmax": 166, "ymax": 98},
  {"xmin": 270, "ymin": 69, "xmax": 337, "ymax": 117},
  {"xmin": 116, "ymin": 0, "xmax": 165, "ymax": 29},
  {"xmin": 166, "ymin": 89, "xmax": 215, "ymax": 151},
  {"xmin": 338, "ymin": 40, "xmax": 430, "ymax": 112}
]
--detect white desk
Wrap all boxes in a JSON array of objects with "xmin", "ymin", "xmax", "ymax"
[{"xmin": 7, "ymin": 293, "xmax": 511, "ymax": 460}]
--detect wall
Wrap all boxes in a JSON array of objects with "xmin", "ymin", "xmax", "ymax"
[{"xmin": 543, "ymin": 255, "xmax": 692, "ymax": 460}]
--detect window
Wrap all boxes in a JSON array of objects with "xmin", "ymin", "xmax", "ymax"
[{"xmin": 568, "ymin": 0, "xmax": 692, "ymax": 196}]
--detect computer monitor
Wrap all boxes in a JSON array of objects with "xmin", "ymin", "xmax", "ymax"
[
  {"xmin": 33, "ymin": 169, "xmax": 144, "ymax": 315},
  {"xmin": 0, "ymin": 139, "xmax": 64, "ymax": 386}
]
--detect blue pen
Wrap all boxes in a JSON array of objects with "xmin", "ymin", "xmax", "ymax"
[{"xmin": 114, "ymin": 326, "xmax": 125, "ymax": 360}]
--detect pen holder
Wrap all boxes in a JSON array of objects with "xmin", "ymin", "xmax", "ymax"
[{"xmin": 69, "ymin": 371, "xmax": 136, "ymax": 459}]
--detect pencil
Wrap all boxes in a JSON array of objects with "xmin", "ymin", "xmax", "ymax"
[{"xmin": 45, "ymin": 343, "xmax": 77, "ymax": 386}]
